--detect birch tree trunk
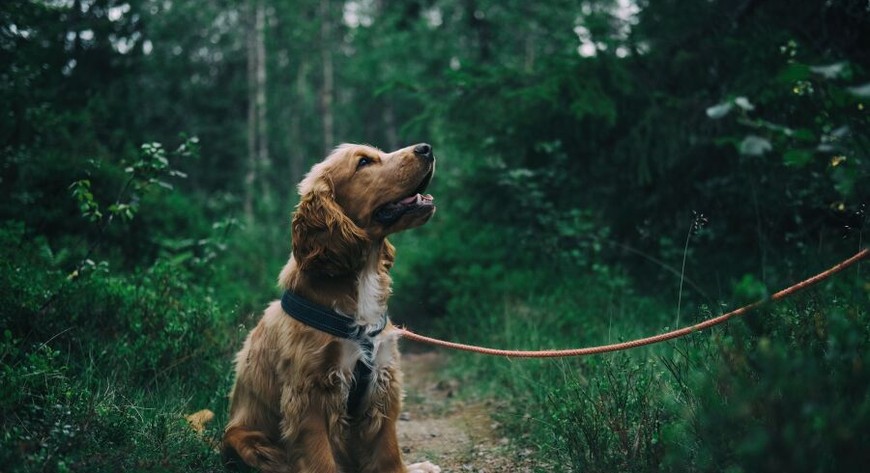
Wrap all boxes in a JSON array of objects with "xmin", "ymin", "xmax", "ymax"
[{"xmin": 244, "ymin": 0, "xmax": 270, "ymax": 221}]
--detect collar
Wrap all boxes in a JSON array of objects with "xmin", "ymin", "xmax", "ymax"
[
  {"xmin": 280, "ymin": 290, "xmax": 388, "ymax": 341},
  {"xmin": 281, "ymin": 290, "xmax": 388, "ymax": 415}
]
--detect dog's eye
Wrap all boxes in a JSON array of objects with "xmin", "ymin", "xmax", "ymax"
[{"xmin": 357, "ymin": 156, "xmax": 373, "ymax": 169}]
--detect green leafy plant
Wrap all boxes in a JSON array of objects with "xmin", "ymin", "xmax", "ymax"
[{"xmin": 547, "ymin": 355, "xmax": 666, "ymax": 473}]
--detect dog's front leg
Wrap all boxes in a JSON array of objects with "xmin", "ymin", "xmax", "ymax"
[
  {"xmin": 289, "ymin": 406, "xmax": 340, "ymax": 473},
  {"xmin": 280, "ymin": 382, "xmax": 342, "ymax": 473},
  {"xmin": 355, "ymin": 371, "xmax": 440, "ymax": 473},
  {"xmin": 356, "ymin": 416, "xmax": 405, "ymax": 473}
]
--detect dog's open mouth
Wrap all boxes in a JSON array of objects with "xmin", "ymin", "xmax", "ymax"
[{"xmin": 373, "ymin": 169, "xmax": 435, "ymax": 225}]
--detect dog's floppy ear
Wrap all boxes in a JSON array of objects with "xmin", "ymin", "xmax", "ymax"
[
  {"xmin": 292, "ymin": 177, "xmax": 368, "ymax": 275},
  {"xmin": 380, "ymin": 239, "xmax": 396, "ymax": 272}
]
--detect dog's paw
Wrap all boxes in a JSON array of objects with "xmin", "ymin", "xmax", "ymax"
[{"xmin": 407, "ymin": 461, "xmax": 441, "ymax": 473}]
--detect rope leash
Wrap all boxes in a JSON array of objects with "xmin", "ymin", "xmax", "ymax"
[{"xmin": 397, "ymin": 248, "xmax": 868, "ymax": 358}]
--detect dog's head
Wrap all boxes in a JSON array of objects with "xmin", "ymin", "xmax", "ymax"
[{"xmin": 291, "ymin": 143, "xmax": 436, "ymax": 275}]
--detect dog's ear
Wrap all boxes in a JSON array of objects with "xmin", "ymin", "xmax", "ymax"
[
  {"xmin": 292, "ymin": 178, "xmax": 368, "ymax": 275},
  {"xmin": 380, "ymin": 239, "xmax": 396, "ymax": 272}
]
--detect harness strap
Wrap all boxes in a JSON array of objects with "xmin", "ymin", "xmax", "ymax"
[{"xmin": 280, "ymin": 290, "xmax": 387, "ymax": 415}]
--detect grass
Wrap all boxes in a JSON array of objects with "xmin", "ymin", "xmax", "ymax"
[
  {"xmin": 434, "ymin": 261, "xmax": 869, "ymax": 472},
  {"xmin": 1, "ymin": 331, "xmax": 229, "ymax": 472},
  {"xmin": 0, "ymin": 221, "xmax": 246, "ymax": 472},
  {"xmin": 2, "ymin": 184, "xmax": 866, "ymax": 472}
]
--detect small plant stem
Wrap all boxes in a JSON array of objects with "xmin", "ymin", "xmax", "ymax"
[
  {"xmin": 675, "ymin": 224, "xmax": 692, "ymax": 328},
  {"xmin": 38, "ymin": 174, "xmax": 138, "ymax": 316}
]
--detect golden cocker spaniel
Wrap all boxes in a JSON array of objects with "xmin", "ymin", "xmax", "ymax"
[{"xmin": 222, "ymin": 143, "xmax": 440, "ymax": 473}]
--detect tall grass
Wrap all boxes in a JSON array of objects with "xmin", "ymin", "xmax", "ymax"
[{"xmin": 431, "ymin": 259, "xmax": 868, "ymax": 472}]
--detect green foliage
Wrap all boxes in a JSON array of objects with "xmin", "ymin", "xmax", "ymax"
[
  {"xmin": 0, "ymin": 331, "xmax": 222, "ymax": 472},
  {"xmin": 547, "ymin": 355, "xmax": 666, "ymax": 473},
  {"xmin": 69, "ymin": 180, "xmax": 103, "ymax": 223},
  {"xmin": 0, "ymin": 133, "xmax": 254, "ymax": 469},
  {"xmin": 660, "ymin": 293, "xmax": 870, "ymax": 472},
  {"xmin": 2, "ymin": 0, "xmax": 869, "ymax": 470},
  {"xmin": 0, "ymin": 214, "xmax": 235, "ymax": 470},
  {"xmin": 433, "ymin": 260, "xmax": 868, "ymax": 472},
  {"xmin": 708, "ymin": 42, "xmax": 869, "ymax": 207}
]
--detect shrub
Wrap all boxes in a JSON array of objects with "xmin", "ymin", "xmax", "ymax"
[
  {"xmin": 661, "ymin": 291, "xmax": 870, "ymax": 472},
  {"xmin": 0, "ymin": 331, "xmax": 222, "ymax": 472},
  {"xmin": 0, "ymin": 136, "xmax": 248, "ymax": 469},
  {"xmin": 547, "ymin": 354, "xmax": 666, "ymax": 473}
]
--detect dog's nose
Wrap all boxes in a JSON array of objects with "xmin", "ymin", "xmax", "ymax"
[{"xmin": 414, "ymin": 143, "xmax": 433, "ymax": 160}]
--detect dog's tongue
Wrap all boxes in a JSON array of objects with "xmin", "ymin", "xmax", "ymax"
[
  {"xmin": 398, "ymin": 194, "xmax": 434, "ymax": 206},
  {"xmin": 399, "ymin": 194, "xmax": 419, "ymax": 205}
]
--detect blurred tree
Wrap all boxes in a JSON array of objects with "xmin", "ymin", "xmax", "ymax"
[
  {"xmin": 319, "ymin": 0, "xmax": 335, "ymax": 156},
  {"xmin": 244, "ymin": 0, "xmax": 271, "ymax": 221}
]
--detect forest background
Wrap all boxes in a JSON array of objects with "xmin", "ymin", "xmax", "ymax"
[{"xmin": 1, "ymin": 0, "xmax": 868, "ymax": 471}]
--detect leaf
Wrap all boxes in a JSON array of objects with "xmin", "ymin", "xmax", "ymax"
[
  {"xmin": 783, "ymin": 149, "xmax": 813, "ymax": 167},
  {"xmin": 777, "ymin": 63, "xmax": 811, "ymax": 83},
  {"xmin": 846, "ymin": 83, "xmax": 870, "ymax": 98},
  {"xmin": 734, "ymin": 96, "xmax": 754, "ymax": 111},
  {"xmin": 734, "ymin": 273, "xmax": 768, "ymax": 303},
  {"xmin": 713, "ymin": 136, "xmax": 741, "ymax": 148},
  {"xmin": 739, "ymin": 135, "xmax": 772, "ymax": 156},
  {"xmin": 167, "ymin": 252, "xmax": 194, "ymax": 266},
  {"xmin": 706, "ymin": 101, "xmax": 733, "ymax": 119},
  {"xmin": 831, "ymin": 166, "xmax": 855, "ymax": 197},
  {"xmin": 791, "ymin": 129, "xmax": 816, "ymax": 142},
  {"xmin": 809, "ymin": 62, "xmax": 849, "ymax": 79}
]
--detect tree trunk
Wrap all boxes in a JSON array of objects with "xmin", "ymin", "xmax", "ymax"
[
  {"xmin": 244, "ymin": 0, "xmax": 270, "ymax": 221},
  {"xmin": 244, "ymin": 0, "xmax": 257, "ymax": 221},
  {"xmin": 383, "ymin": 103, "xmax": 398, "ymax": 150},
  {"xmin": 319, "ymin": 0, "xmax": 335, "ymax": 156},
  {"xmin": 464, "ymin": 0, "xmax": 491, "ymax": 62},
  {"xmin": 255, "ymin": 1, "xmax": 270, "ymax": 202},
  {"xmin": 290, "ymin": 60, "xmax": 309, "ymax": 187}
]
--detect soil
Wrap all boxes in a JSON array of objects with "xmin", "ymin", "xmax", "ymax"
[{"xmin": 397, "ymin": 352, "xmax": 540, "ymax": 473}]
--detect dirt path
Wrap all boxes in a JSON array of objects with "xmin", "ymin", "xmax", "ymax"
[{"xmin": 397, "ymin": 352, "xmax": 538, "ymax": 473}]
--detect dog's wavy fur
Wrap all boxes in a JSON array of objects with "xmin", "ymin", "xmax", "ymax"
[{"xmin": 222, "ymin": 144, "xmax": 439, "ymax": 473}]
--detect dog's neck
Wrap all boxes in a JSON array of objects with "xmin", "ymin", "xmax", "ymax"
[{"xmin": 280, "ymin": 240, "xmax": 391, "ymax": 328}]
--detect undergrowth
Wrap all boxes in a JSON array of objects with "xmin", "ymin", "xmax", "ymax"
[
  {"xmin": 0, "ymin": 221, "xmax": 236, "ymax": 472},
  {"xmin": 0, "ymin": 139, "xmax": 275, "ymax": 471},
  {"xmin": 433, "ymin": 264, "xmax": 868, "ymax": 473},
  {"xmin": 1, "ymin": 132, "xmax": 865, "ymax": 472}
]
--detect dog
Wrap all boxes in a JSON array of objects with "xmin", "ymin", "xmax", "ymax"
[{"xmin": 222, "ymin": 143, "xmax": 440, "ymax": 473}]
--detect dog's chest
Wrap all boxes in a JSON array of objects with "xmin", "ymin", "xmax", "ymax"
[
  {"xmin": 337, "ymin": 331, "xmax": 398, "ymax": 375},
  {"xmin": 330, "ymin": 331, "xmax": 397, "ymax": 416},
  {"xmin": 355, "ymin": 252, "xmax": 388, "ymax": 326}
]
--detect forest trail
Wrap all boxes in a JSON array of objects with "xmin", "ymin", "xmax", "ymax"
[{"xmin": 397, "ymin": 352, "xmax": 539, "ymax": 473}]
